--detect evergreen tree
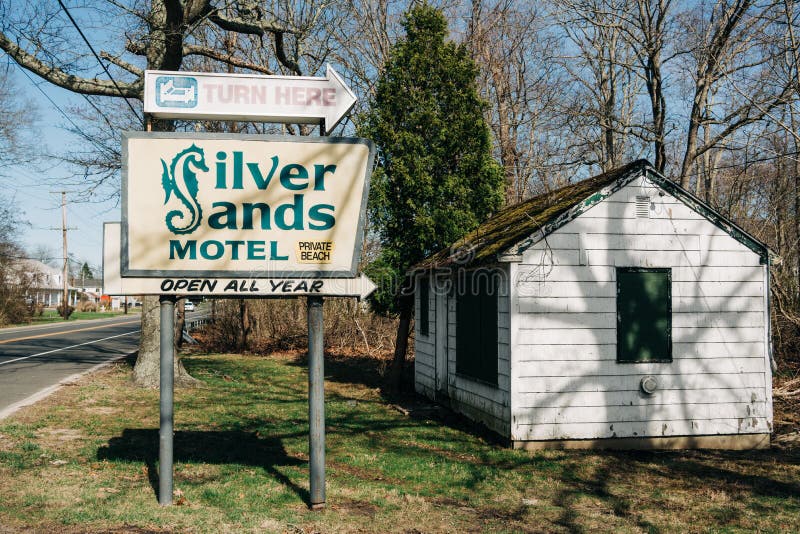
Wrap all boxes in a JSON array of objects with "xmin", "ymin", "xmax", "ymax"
[
  {"xmin": 361, "ymin": 2, "xmax": 503, "ymax": 387},
  {"xmin": 80, "ymin": 262, "xmax": 93, "ymax": 282}
]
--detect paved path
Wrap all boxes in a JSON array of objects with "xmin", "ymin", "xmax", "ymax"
[{"xmin": 0, "ymin": 315, "xmax": 141, "ymax": 418}]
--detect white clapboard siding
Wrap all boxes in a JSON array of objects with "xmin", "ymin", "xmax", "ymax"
[
  {"xmin": 672, "ymin": 341, "xmax": 764, "ymax": 358},
  {"xmin": 613, "ymin": 186, "xmax": 677, "ymax": 203},
  {"xmin": 706, "ymin": 235, "xmax": 754, "ymax": 252},
  {"xmin": 518, "ymin": 312, "xmax": 616, "ymax": 330},
  {"xmin": 672, "ymin": 312, "xmax": 763, "ymax": 328},
  {"xmin": 527, "ymin": 235, "xmax": 753, "ymax": 262},
  {"xmin": 580, "ymin": 200, "xmax": 705, "ymax": 221},
  {"xmin": 516, "ymin": 357, "xmax": 766, "ymax": 378},
  {"xmin": 521, "ymin": 248, "xmax": 582, "ymax": 267},
  {"xmin": 515, "ymin": 341, "xmax": 764, "ymax": 362},
  {"xmin": 514, "ymin": 265, "xmax": 763, "ymax": 284},
  {"xmin": 518, "ymin": 296, "xmax": 614, "ymax": 313},
  {"xmin": 520, "ymin": 372, "xmax": 766, "ymax": 393},
  {"xmin": 513, "ymin": 402, "xmax": 766, "ymax": 426},
  {"xmin": 516, "ymin": 311, "xmax": 762, "ymax": 331},
  {"xmin": 530, "ymin": 249, "xmax": 704, "ymax": 267},
  {"xmin": 414, "ymin": 277, "xmax": 437, "ymax": 398},
  {"xmin": 527, "ymin": 233, "xmax": 701, "ymax": 252},
  {"xmin": 519, "ymin": 295, "xmax": 762, "ymax": 316},
  {"xmin": 672, "ymin": 266, "xmax": 763, "ymax": 283},
  {"xmin": 516, "ymin": 388, "xmax": 766, "ymax": 408},
  {"xmin": 673, "ymin": 296, "xmax": 764, "ymax": 313},
  {"xmin": 565, "ymin": 217, "xmax": 730, "ymax": 237},
  {"xmin": 513, "ymin": 280, "xmax": 761, "ymax": 299},
  {"xmin": 518, "ymin": 326, "xmax": 764, "ymax": 346},
  {"xmin": 513, "ymin": 417, "xmax": 770, "ymax": 441},
  {"xmin": 436, "ymin": 266, "xmax": 512, "ymax": 436}
]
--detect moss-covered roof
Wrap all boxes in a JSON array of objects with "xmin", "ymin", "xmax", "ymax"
[
  {"xmin": 415, "ymin": 160, "xmax": 652, "ymax": 270},
  {"xmin": 414, "ymin": 158, "xmax": 774, "ymax": 271}
]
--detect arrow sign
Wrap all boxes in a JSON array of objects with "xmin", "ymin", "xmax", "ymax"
[
  {"xmin": 105, "ymin": 273, "xmax": 378, "ymax": 299},
  {"xmin": 143, "ymin": 65, "xmax": 357, "ymax": 134}
]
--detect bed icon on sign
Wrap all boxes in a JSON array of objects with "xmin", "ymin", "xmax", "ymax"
[{"xmin": 155, "ymin": 76, "xmax": 198, "ymax": 108}]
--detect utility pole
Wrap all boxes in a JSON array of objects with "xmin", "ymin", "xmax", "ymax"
[
  {"xmin": 61, "ymin": 191, "xmax": 69, "ymax": 319},
  {"xmin": 50, "ymin": 191, "xmax": 77, "ymax": 319}
]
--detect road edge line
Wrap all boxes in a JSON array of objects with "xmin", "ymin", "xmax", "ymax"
[{"xmin": 0, "ymin": 351, "xmax": 136, "ymax": 421}]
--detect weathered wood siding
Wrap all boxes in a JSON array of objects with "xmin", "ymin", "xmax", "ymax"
[
  {"xmin": 414, "ymin": 277, "xmax": 436, "ymax": 399},
  {"xmin": 447, "ymin": 268, "xmax": 511, "ymax": 436},
  {"xmin": 414, "ymin": 270, "xmax": 512, "ymax": 436},
  {"xmin": 510, "ymin": 177, "xmax": 772, "ymax": 442}
]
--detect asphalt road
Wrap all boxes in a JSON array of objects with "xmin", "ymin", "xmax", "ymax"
[{"xmin": 0, "ymin": 315, "xmax": 141, "ymax": 418}]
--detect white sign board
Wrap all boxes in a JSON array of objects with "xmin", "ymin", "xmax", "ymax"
[
  {"xmin": 122, "ymin": 132, "xmax": 373, "ymax": 278},
  {"xmin": 143, "ymin": 66, "xmax": 357, "ymax": 134},
  {"xmin": 104, "ymin": 223, "xmax": 377, "ymax": 298}
]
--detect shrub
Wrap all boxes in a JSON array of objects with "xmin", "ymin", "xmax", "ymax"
[
  {"xmin": 200, "ymin": 298, "xmax": 398, "ymax": 357},
  {"xmin": 57, "ymin": 303, "xmax": 74, "ymax": 319},
  {"xmin": 77, "ymin": 300, "xmax": 98, "ymax": 312}
]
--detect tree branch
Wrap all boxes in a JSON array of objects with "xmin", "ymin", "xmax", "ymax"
[
  {"xmin": 0, "ymin": 31, "xmax": 141, "ymax": 98},
  {"xmin": 182, "ymin": 44, "xmax": 274, "ymax": 74},
  {"xmin": 99, "ymin": 51, "xmax": 144, "ymax": 77},
  {"xmin": 208, "ymin": 9, "xmax": 297, "ymax": 37}
]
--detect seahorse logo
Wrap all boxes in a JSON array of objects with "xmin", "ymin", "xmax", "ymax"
[{"xmin": 160, "ymin": 144, "xmax": 209, "ymax": 235}]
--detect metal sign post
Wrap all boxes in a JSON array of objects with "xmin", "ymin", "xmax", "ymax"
[
  {"xmin": 158, "ymin": 295, "xmax": 175, "ymax": 506},
  {"xmin": 307, "ymin": 295, "xmax": 325, "ymax": 508}
]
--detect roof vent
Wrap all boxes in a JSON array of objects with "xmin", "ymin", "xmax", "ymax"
[{"xmin": 635, "ymin": 195, "xmax": 651, "ymax": 218}]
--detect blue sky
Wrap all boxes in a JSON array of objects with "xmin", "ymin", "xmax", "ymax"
[{"xmin": 5, "ymin": 67, "xmax": 120, "ymax": 276}]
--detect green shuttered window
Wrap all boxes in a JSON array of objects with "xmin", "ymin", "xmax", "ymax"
[
  {"xmin": 616, "ymin": 268, "xmax": 672, "ymax": 363},
  {"xmin": 419, "ymin": 278, "xmax": 429, "ymax": 337},
  {"xmin": 456, "ymin": 273, "xmax": 498, "ymax": 384}
]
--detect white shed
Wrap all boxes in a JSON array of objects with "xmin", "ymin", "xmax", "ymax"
[{"xmin": 412, "ymin": 160, "xmax": 775, "ymax": 450}]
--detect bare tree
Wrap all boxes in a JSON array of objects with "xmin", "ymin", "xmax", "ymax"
[
  {"xmin": 554, "ymin": 0, "xmax": 644, "ymax": 173},
  {"xmin": 616, "ymin": 0, "xmax": 673, "ymax": 173},
  {"xmin": 0, "ymin": 0, "xmax": 333, "ymax": 387},
  {"xmin": 675, "ymin": 0, "xmax": 793, "ymax": 189},
  {"xmin": 467, "ymin": 1, "xmax": 566, "ymax": 203}
]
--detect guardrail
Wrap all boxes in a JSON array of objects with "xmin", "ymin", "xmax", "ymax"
[{"xmin": 185, "ymin": 314, "xmax": 212, "ymax": 331}]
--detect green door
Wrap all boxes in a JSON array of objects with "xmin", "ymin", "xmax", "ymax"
[{"xmin": 616, "ymin": 268, "xmax": 672, "ymax": 363}]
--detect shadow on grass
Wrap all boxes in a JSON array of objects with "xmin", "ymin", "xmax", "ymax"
[
  {"xmin": 97, "ymin": 429, "xmax": 307, "ymax": 504},
  {"xmin": 624, "ymin": 449, "xmax": 800, "ymax": 498},
  {"xmin": 288, "ymin": 350, "xmax": 507, "ymax": 448}
]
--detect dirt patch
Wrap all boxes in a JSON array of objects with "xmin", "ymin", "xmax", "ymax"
[
  {"xmin": 83, "ymin": 406, "xmax": 120, "ymax": 416},
  {"xmin": 329, "ymin": 459, "xmax": 408, "ymax": 487},
  {"xmin": 330, "ymin": 497, "xmax": 380, "ymax": 517},
  {"xmin": 35, "ymin": 427, "xmax": 84, "ymax": 447},
  {"xmin": 0, "ymin": 433, "xmax": 15, "ymax": 451}
]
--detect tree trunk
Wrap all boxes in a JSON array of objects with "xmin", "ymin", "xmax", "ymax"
[
  {"xmin": 388, "ymin": 293, "xmax": 414, "ymax": 392},
  {"xmin": 133, "ymin": 296, "xmax": 198, "ymax": 388},
  {"xmin": 680, "ymin": 111, "xmax": 702, "ymax": 189},
  {"xmin": 237, "ymin": 299, "xmax": 251, "ymax": 351}
]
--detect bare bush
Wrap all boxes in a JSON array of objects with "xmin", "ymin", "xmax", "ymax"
[
  {"xmin": 200, "ymin": 298, "xmax": 399, "ymax": 358},
  {"xmin": 56, "ymin": 303, "xmax": 74, "ymax": 319},
  {"xmin": 77, "ymin": 300, "xmax": 98, "ymax": 313}
]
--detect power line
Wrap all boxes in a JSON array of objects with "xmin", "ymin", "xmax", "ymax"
[
  {"xmin": 15, "ymin": 66, "xmax": 87, "ymax": 137},
  {"xmin": 56, "ymin": 0, "xmax": 142, "ymax": 124},
  {"xmin": 14, "ymin": 65, "xmax": 127, "ymax": 161}
]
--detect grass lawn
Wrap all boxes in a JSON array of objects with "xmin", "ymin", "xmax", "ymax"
[{"xmin": 0, "ymin": 351, "xmax": 797, "ymax": 533}]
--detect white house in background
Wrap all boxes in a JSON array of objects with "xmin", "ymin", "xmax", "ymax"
[
  {"xmin": 413, "ymin": 160, "xmax": 775, "ymax": 450},
  {"xmin": 19, "ymin": 259, "xmax": 79, "ymax": 307}
]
